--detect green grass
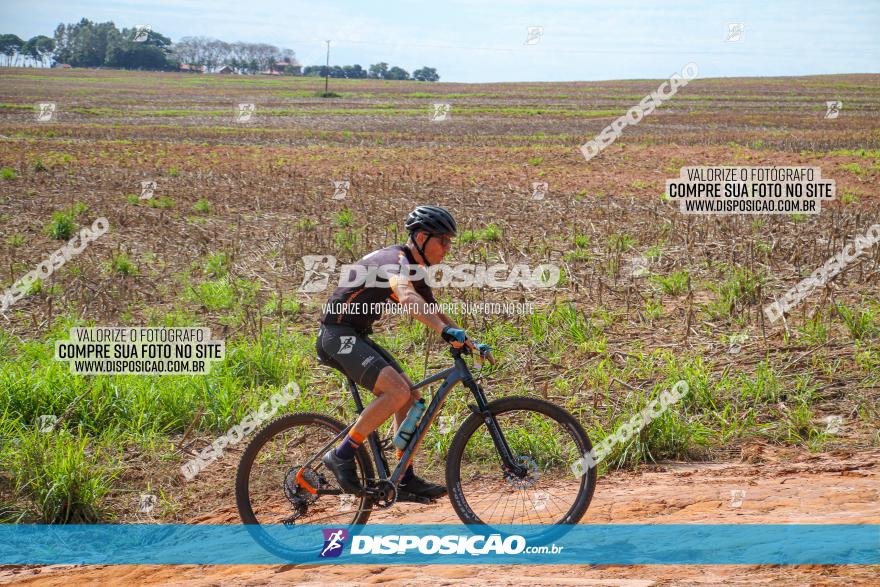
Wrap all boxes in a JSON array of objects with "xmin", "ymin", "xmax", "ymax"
[
  {"xmin": 109, "ymin": 252, "xmax": 137, "ymax": 276},
  {"xmin": 2, "ymin": 427, "xmax": 120, "ymax": 523},
  {"xmin": 706, "ymin": 266, "xmax": 765, "ymax": 320},
  {"xmin": 45, "ymin": 211, "xmax": 77, "ymax": 240},
  {"xmin": 650, "ymin": 270, "xmax": 689, "ymax": 296},
  {"xmin": 145, "ymin": 196, "xmax": 175, "ymax": 209},
  {"xmin": 192, "ymin": 199, "xmax": 212, "ymax": 214},
  {"xmin": 0, "ymin": 167, "xmax": 16, "ymax": 180},
  {"xmin": 334, "ymin": 209, "xmax": 353, "ymax": 228},
  {"xmin": 6, "ymin": 233, "xmax": 26, "ymax": 247},
  {"xmin": 460, "ymin": 223, "xmax": 503, "ymax": 243}
]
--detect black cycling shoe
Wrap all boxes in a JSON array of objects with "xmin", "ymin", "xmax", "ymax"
[
  {"xmin": 322, "ymin": 450, "xmax": 362, "ymax": 494},
  {"xmin": 399, "ymin": 475, "xmax": 447, "ymax": 500}
]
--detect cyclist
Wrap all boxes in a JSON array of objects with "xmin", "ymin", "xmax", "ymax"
[{"xmin": 316, "ymin": 205, "xmax": 495, "ymax": 502}]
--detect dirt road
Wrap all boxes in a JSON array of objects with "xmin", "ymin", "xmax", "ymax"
[{"xmin": 2, "ymin": 447, "xmax": 878, "ymax": 586}]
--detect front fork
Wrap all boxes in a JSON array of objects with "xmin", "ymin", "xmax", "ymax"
[{"xmin": 466, "ymin": 379, "xmax": 529, "ymax": 479}]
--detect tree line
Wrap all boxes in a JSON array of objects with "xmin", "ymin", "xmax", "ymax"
[
  {"xmin": 0, "ymin": 18, "xmax": 441, "ymax": 80},
  {"xmin": 302, "ymin": 63, "xmax": 438, "ymax": 81}
]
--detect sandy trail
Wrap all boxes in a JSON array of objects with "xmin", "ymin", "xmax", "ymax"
[{"xmin": 2, "ymin": 448, "xmax": 877, "ymax": 586}]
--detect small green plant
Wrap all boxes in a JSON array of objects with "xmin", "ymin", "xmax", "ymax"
[
  {"xmin": 125, "ymin": 194, "xmax": 140, "ymax": 205},
  {"xmin": 45, "ymin": 211, "xmax": 77, "ymax": 240},
  {"xmin": 707, "ymin": 266, "xmax": 764, "ymax": 319},
  {"xmin": 642, "ymin": 298, "xmax": 663, "ymax": 322},
  {"xmin": 298, "ymin": 218, "xmax": 316, "ymax": 231},
  {"xmin": 528, "ymin": 156, "xmax": 544, "ymax": 166},
  {"xmin": 650, "ymin": 270, "xmax": 689, "ymax": 296},
  {"xmin": 203, "ymin": 252, "xmax": 228, "ymax": 278},
  {"xmin": 30, "ymin": 158, "xmax": 47, "ymax": 172},
  {"xmin": 645, "ymin": 245, "xmax": 663, "ymax": 260},
  {"xmin": 146, "ymin": 196, "xmax": 175, "ymax": 209},
  {"xmin": 6, "ymin": 233, "xmax": 25, "ymax": 247},
  {"xmin": 0, "ymin": 167, "xmax": 16, "ymax": 180},
  {"xmin": 193, "ymin": 199, "xmax": 212, "ymax": 214},
  {"xmin": 334, "ymin": 209, "xmax": 353, "ymax": 228},
  {"xmin": 574, "ymin": 234, "xmax": 590, "ymax": 248},
  {"xmin": 168, "ymin": 166, "xmax": 180, "ymax": 177},
  {"xmin": 607, "ymin": 233, "xmax": 636, "ymax": 253},
  {"xmin": 834, "ymin": 303, "xmax": 878, "ymax": 340},
  {"xmin": 841, "ymin": 191, "xmax": 859, "ymax": 204},
  {"xmin": 109, "ymin": 252, "xmax": 137, "ymax": 276}
]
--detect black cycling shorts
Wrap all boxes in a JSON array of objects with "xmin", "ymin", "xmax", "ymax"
[{"xmin": 316, "ymin": 323, "xmax": 404, "ymax": 391}]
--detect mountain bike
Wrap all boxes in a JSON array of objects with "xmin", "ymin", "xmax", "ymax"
[{"xmin": 236, "ymin": 344, "xmax": 596, "ymax": 534}]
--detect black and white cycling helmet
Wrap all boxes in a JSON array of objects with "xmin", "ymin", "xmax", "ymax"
[{"xmin": 405, "ymin": 205, "xmax": 458, "ymax": 236}]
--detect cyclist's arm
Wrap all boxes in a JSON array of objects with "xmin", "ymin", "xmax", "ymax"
[{"xmin": 389, "ymin": 275, "xmax": 446, "ymax": 334}]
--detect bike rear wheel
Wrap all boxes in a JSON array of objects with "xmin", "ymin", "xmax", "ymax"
[
  {"xmin": 236, "ymin": 412, "xmax": 375, "ymax": 528},
  {"xmin": 445, "ymin": 396, "xmax": 595, "ymax": 526}
]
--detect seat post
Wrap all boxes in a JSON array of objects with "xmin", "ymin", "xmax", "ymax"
[{"xmin": 348, "ymin": 378, "xmax": 366, "ymax": 414}]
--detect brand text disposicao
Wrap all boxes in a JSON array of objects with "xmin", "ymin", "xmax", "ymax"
[{"xmin": 348, "ymin": 534, "xmax": 563, "ymax": 556}]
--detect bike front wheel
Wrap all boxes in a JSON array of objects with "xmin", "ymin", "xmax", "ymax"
[{"xmin": 445, "ymin": 396, "xmax": 596, "ymax": 526}]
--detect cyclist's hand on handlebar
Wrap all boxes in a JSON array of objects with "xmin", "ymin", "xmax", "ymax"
[
  {"xmin": 473, "ymin": 341, "xmax": 496, "ymax": 365},
  {"xmin": 441, "ymin": 326, "xmax": 469, "ymax": 348}
]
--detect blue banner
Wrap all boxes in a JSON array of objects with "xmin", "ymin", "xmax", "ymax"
[{"xmin": 0, "ymin": 524, "xmax": 877, "ymax": 565}]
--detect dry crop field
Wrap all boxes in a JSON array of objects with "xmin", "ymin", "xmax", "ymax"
[{"xmin": 0, "ymin": 68, "xmax": 878, "ymax": 585}]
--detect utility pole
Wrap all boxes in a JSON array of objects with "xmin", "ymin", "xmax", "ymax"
[{"xmin": 324, "ymin": 40, "xmax": 330, "ymax": 94}]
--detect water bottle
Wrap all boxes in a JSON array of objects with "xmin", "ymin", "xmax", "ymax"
[{"xmin": 392, "ymin": 399, "xmax": 426, "ymax": 450}]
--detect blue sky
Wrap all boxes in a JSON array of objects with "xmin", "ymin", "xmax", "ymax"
[{"xmin": 2, "ymin": 0, "xmax": 878, "ymax": 83}]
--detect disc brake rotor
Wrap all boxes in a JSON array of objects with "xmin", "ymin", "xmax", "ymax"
[{"xmin": 505, "ymin": 455, "xmax": 539, "ymax": 489}]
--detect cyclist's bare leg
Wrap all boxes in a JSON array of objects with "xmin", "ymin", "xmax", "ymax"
[{"xmin": 349, "ymin": 366, "xmax": 412, "ymax": 435}]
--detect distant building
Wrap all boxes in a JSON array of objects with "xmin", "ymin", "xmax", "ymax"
[
  {"xmin": 209, "ymin": 65, "xmax": 234, "ymax": 74},
  {"xmin": 52, "ymin": 63, "xmax": 72, "ymax": 69},
  {"xmin": 179, "ymin": 63, "xmax": 206, "ymax": 73},
  {"xmin": 273, "ymin": 61, "xmax": 302, "ymax": 76}
]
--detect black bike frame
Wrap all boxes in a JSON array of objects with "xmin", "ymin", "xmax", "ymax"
[{"xmin": 341, "ymin": 346, "xmax": 528, "ymax": 491}]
